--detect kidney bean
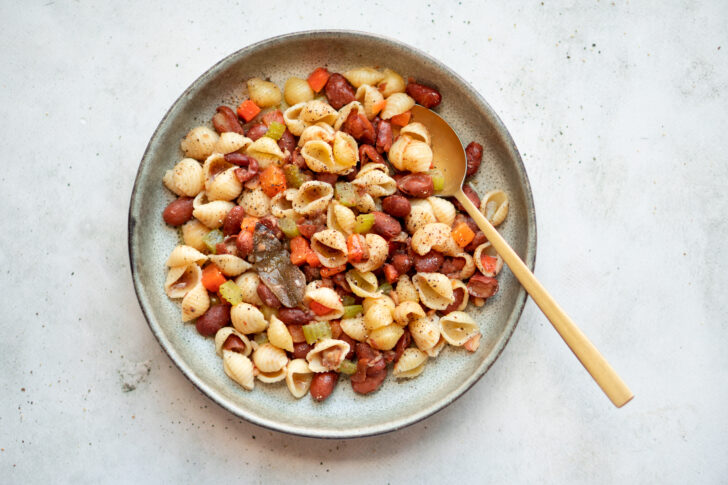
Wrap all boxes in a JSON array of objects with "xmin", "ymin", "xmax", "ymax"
[
  {"xmin": 465, "ymin": 141, "xmax": 483, "ymax": 177},
  {"xmin": 452, "ymin": 184, "xmax": 481, "ymax": 212},
  {"xmin": 324, "ymin": 73, "xmax": 356, "ymax": 109},
  {"xmin": 320, "ymin": 277, "xmax": 334, "ymax": 289},
  {"xmin": 375, "ymin": 120, "xmax": 393, "ymax": 153},
  {"xmin": 195, "ymin": 305, "xmax": 231, "ymax": 337},
  {"xmin": 331, "ymin": 272, "xmax": 351, "ymax": 293},
  {"xmin": 297, "ymin": 222, "xmax": 324, "ymax": 239},
  {"xmin": 277, "ymin": 308, "xmax": 314, "ymax": 325},
  {"xmin": 212, "ymin": 106, "xmax": 244, "ymax": 134},
  {"xmin": 338, "ymin": 333, "xmax": 356, "ymax": 359},
  {"xmin": 222, "ymin": 205, "xmax": 245, "ymax": 236},
  {"xmin": 397, "ymin": 173, "xmax": 434, "ymax": 198},
  {"xmin": 262, "ymin": 109, "xmax": 284, "ymax": 127},
  {"xmin": 162, "ymin": 197, "xmax": 194, "ymax": 226},
  {"xmin": 383, "ymin": 264, "xmax": 399, "ymax": 283},
  {"xmin": 291, "ymin": 341, "xmax": 312, "ymax": 358},
  {"xmin": 221, "ymin": 235, "xmax": 239, "ymax": 256},
  {"xmin": 381, "ymin": 195, "xmax": 411, "ymax": 218},
  {"xmin": 406, "ymin": 81, "xmax": 442, "ymax": 109},
  {"xmin": 341, "ymin": 108, "xmax": 375, "ymax": 144},
  {"xmin": 442, "ymin": 287, "xmax": 465, "ymax": 314},
  {"xmin": 391, "ymin": 253, "xmax": 413, "ymax": 275},
  {"xmin": 236, "ymin": 230, "xmax": 253, "ymax": 257},
  {"xmin": 310, "ymin": 371, "xmax": 339, "ymax": 401},
  {"xmin": 351, "ymin": 369, "xmax": 386, "ymax": 395},
  {"xmin": 215, "ymin": 242, "xmax": 229, "ymax": 255},
  {"xmin": 370, "ymin": 212, "xmax": 402, "ymax": 240},
  {"xmin": 315, "ymin": 172, "xmax": 339, "ymax": 185},
  {"xmin": 329, "ymin": 320, "xmax": 343, "ymax": 339},
  {"xmin": 440, "ymin": 257, "xmax": 466, "ymax": 278},
  {"xmin": 302, "ymin": 264, "xmax": 321, "ymax": 283},
  {"xmin": 277, "ymin": 129, "xmax": 296, "ymax": 156},
  {"xmin": 359, "ymin": 144, "xmax": 385, "ymax": 166},
  {"xmin": 467, "ymin": 274, "xmax": 499, "ymax": 298},
  {"xmin": 226, "ymin": 153, "xmax": 259, "ymax": 183},
  {"xmin": 257, "ymin": 281, "xmax": 281, "ymax": 308},
  {"xmin": 413, "ymin": 250, "xmax": 444, "ymax": 273},
  {"xmin": 393, "ymin": 330, "xmax": 411, "ymax": 364},
  {"xmin": 291, "ymin": 148, "xmax": 306, "ymax": 168},
  {"xmin": 246, "ymin": 122, "xmax": 268, "ymax": 141},
  {"xmin": 465, "ymin": 231, "xmax": 487, "ymax": 253},
  {"xmin": 222, "ymin": 334, "xmax": 247, "ymax": 353},
  {"xmin": 288, "ymin": 325, "xmax": 307, "ymax": 344},
  {"xmin": 258, "ymin": 216, "xmax": 283, "ymax": 240}
]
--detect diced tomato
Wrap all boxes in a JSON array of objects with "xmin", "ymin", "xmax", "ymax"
[
  {"xmin": 383, "ymin": 264, "xmax": 399, "ymax": 283},
  {"xmin": 481, "ymin": 255, "xmax": 499, "ymax": 274},
  {"xmin": 390, "ymin": 110, "xmax": 411, "ymax": 127}
]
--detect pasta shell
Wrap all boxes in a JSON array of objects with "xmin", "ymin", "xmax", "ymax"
[
  {"xmin": 447, "ymin": 253, "xmax": 475, "ymax": 280},
  {"xmin": 164, "ymin": 158, "xmax": 204, "ymax": 197},
  {"xmin": 208, "ymin": 254, "xmax": 252, "ymax": 277},
  {"xmin": 270, "ymin": 188, "xmax": 298, "ymax": 218},
  {"xmin": 214, "ymin": 327, "xmax": 253, "ymax": 357},
  {"xmin": 396, "ymin": 274, "xmax": 419, "ymax": 303},
  {"xmin": 203, "ymin": 154, "xmax": 243, "ymax": 201},
  {"xmin": 213, "ymin": 132, "xmax": 252, "ymax": 154},
  {"xmin": 310, "ymin": 229, "xmax": 348, "ymax": 268},
  {"xmin": 234, "ymin": 272, "xmax": 264, "ymax": 306},
  {"xmin": 409, "ymin": 315, "xmax": 441, "ymax": 352},
  {"xmin": 351, "ymin": 233, "xmax": 388, "ymax": 273},
  {"xmin": 450, "ymin": 279, "xmax": 470, "ymax": 311},
  {"xmin": 238, "ymin": 187, "xmax": 271, "ymax": 218},
  {"xmin": 393, "ymin": 301, "xmax": 426, "ymax": 327},
  {"xmin": 440, "ymin": 311, "xmax": 480, "ymax": 346},
  {"xmin": 425, "ymin": 336, "xmax": 447, "ymax": 358},
  {"xmin": 181, "ymin": 126, "xmax": 219, "ymax": 161},
  {"xmin": 166, "ymin": 245, "xmax": 207, "ymax": 267},
  {"xmin": 301, "ymin": 140, "xmax": 336, "ymax": 173},
  {"xmin": 298, "ymin": 122, "xmax": 336, "ymax": 146},
  {"xmin": 362, "ymin": 294, "xmax": 395, "ymax": 314},
  {"xmin": 300, "ymin": 100, "xmax": 338, "ymax": 125},
  {"xmin": 377, "ymin": 68, "xmax": 406, "ymax": 98},
  {"xmin": 480, "ymin": 190, "xmax": 509, "ymax": 227},
  {"xmin": 387, "ymin": 136, "xmax": 433, "ymax": 173},
  {"xmin": 381, "ymin": 93, "xmax": 415, "ymax": 120},
  {"xmin": 181, "ymin": 219, "xmax": 209, "ymax": 252},
  {"xmin": 285, "ymin": 359, "xmax": 313, "ymax": 398},
  {"xmin": 246, "ymin": 137, "xmax": 286, "ymax": 169},
  {"xmin": 367, "ymin": 324, "xmax": 404, "ymax": 351},
  {"xmin": 267, "ymin": 315, "xmax": 294, "ymax": 352},
  {"xmin": 399, "ymin": 122, "xmax": 431, "ymax": 145},
  {"xmin": 306, "ymin": 338, "xmax": 351, "ymax": 372},
  {"xmin": 222, "ymin": 350, "xmax": 255, "ymax": 390},
  {"xmin": 247, "ymin": 78, "xmax": 282, "ymax": 108},
  {"xmin": 252, "ymin": 343, "xmax": 288, "ymax": 375},
  {"xmin": 332, "ymin": 131, "xmax": 359, "ymax": 171},
  {"xmin": 284, "ymin": 77, "xmax": 315, "ymax": 105},
  {"xmin": 473, "ymin": 242, "xmax": 504, "ymax": 277},
  {"xmin": 292, "ymin": 181, "xmax": 334, "ymax": 215},
  {"xmin": 426, "ymin": 197, "xmax": 456, "ymax": 226},
  {"xmin": 343, "ymin": 67, "xmax": 384, "ymax": 88},
  {"xmin": 393, "ymin": 348, "xmax": 428, "ymax": 378},
  {"xmin": 192, "ymin": 192, "xmax": 234, "ymax": 229},
  {"xmin": 355, "ymin": 84, "xmax": 385, "ymax": 119},
  {"xmin": 327, "ymin": 201, "xmax": 356, "ymax": 235},
  {"xmin": 164, "ymin": 264, "xmax": 202, "ymax": 299},
  {"xmin": 304, "ymin": 287, "xmax": 344, "ymax": 321},
  {"xmin": 411, "ymin": 222, "xmax": 460, "ymax": 256},
  {"xmin": 333, "ymin": 101, "xmax": 365, "ymax": 131},
  {"xmin": 413, "ymin": 273, "xmax": 455, "ymax": 310},
  {"xmin": 231, "ymin": 302, "xmax": 267, "ymax": 334},
  {"xmin": 406, "ymin": 199, "xmax": 436, "ymax": 234},
  {"xmin": 340, "ymin": 315, "xmax": 369, "ymax": 342},
  {"xmin": 352, "ymin": 166, "xmax": 397, "ymax": 198},
  {"xmin": 283, "ymin": 102, "xmax": 308, "ymax": 136},
  {"xmin": 364, "ymin": 301, "xmax": 394, "ymax": 331},
  {"xmin": 356, "ymin": 193, "xmax": 376, "ymax": 213},
  {"xmin": 345, "ymin": 269, "xmax": 380, "ymax": 299},
  {"xmin": 181, "ymin": 281, "xmax": 210, "ymax": 322}
]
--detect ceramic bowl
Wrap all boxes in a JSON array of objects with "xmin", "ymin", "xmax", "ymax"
[{"xmin": 128, "ymin": 30, "xmax": 536, "ymax": 438}]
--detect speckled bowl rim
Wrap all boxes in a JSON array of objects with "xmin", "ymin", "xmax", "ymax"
[{"xmin": 128, "ymin": 30, "xmax": 536, "ymax": 439}]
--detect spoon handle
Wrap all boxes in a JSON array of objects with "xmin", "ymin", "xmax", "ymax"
[{"xmin": 455, "ymin": 190, "xmax": 633, "ymax": 407}]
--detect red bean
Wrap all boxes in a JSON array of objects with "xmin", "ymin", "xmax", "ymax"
[
  {"xmin": 223, "ymin": 205, "xmax": 245, "ymax": 236},
  {"xmin": 370, "ymin": 212, "xmax": 402, "ymax": 240},
  {"xmin": 291, "ymin": 148, "xmax": 306, "ymax": 168},
  {"xmin": 324, "ymin": 73, "xmax": 356, "ymax": 109},
  {"xmin": 381, "ymin": 195, "xmax": 411, "ymax": 218},
  {"xmin": 391, "ymin": 253, "xmax": 413, "ymax": 275},
  {"xmin": 277, "ymin": 129, "xmax": 296, "ymax": 157},
  {"xmin": 442, "ymin": 287, "xmax": 465, "ymax": 314},
  {"xmin": 277, "ymin": 308, "xmax": 314, "ymax": 325},
  {"xmin": 292, "ymin": 341, "xmax": 312, "ymax": 359},
  {"xmin": 195, "ymin": 305, "xmax": 231, "ymax": 337},
  {"xmin": 302, "ymin": 264, "xmax": 321, "ymax": 283},
  {"xmin": 315, "ymin": 172, "xmax": 339, "ymax": 185},
  {"xmin": 453, "ymin": 184, "xmax": 481, "ymax": 212},
  {"xmin": 393, "ymin": 330, "xmax": 412, "ymax": 363},
  {"xmin": 467, "ymin": 274, "xmax": 499, "ymax": 298},
  {"xmin": 258, "ymin": 216, "xmax": 283, "ymax": 240},
  {"xmin": 413, "ymin": 250, "xmax": 444, "ymax": 273},
  {"xmin": 310, "ymin": 371, "xmax": 338, "ymax": 401},
  {"xmin": 212, "ymin": 106, "xmax": 244, "ymax": 134},
  {"xmin": 406, "ymin": 81, "xmax": 442, "ymax": 109},
  {"xmin": 331, "ymin": 272, "xmax": 351, "ymax": 293},
  {"xmin": 222, "ymin": 334, "xmax": 247, "ymax": 353},
  {"xmin": 465, "ymin": 231, "xmax": 487, "ymax": 253},
  {"xmin": 236, "ymin": 230, "xmax": 253, "ymax": 257},
  {"xmin": 338, "ymin": 333, "xmax": 356, "ymax": 359},
  {"xmin": 465, "ymin": 142, "xmax": 483, "ymax": 177},
  {"xmin": 257, "ymin": 281, "xmax": 281, "ymax": 308},
  {"xmin": 351, "ymin": 367, "xmax": 386, "ymax": 395},
  {"xmin": 341, "ymin": 107, "xmax": 375, "ymax": 145},
  {"xmin": 359, "ymin": 144, "xmax": 386, "ymax": 165},
  {"xmin": 375, "ymin": 120, "xmax": 393, "ymax": 153},
  {"xmin": 246, "ymin": 122, "xmax": 268, "ymax": 141},
  {"xmin": 440, "ymin": 257, "xmax": 466, "ymax": 278},
  {"xmin": 397, "ymin": 173, "xmax": 434, "ymax": 198},
  {"xmin": 162, "ymin": 197, "xmax": 194, "ymax": 226},
  {"xmin": 226, "ymin": 153, "xmax": 259, "ymax": 183}
]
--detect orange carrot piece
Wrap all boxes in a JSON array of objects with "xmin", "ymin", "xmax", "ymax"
[
  {"xmin": 451, "ymin": 222, "xmax": 475, "ymax": 247},
  {"xmin": 390, "ymin": 111, "xmax": 411, "ymax": 127},
  {"xmin": 201, "ymin": 264, "xmax": 227, "ymax": 293},
  {"xmin": 305, "ymin": 250, "xmax": 321, "ymax": 267},
  {"xmin": 240, "ymin": 216, "xmax": 259, "ymax": 234},
  {"xmin": 307, "ymin": 67, "xmax": 330, "ymax": 93},
  {"xmin": 320, "ymin": 264, "xmax": 347, "ymax": 278},
  {"xmin": 480, "ymin": 255, "xmax": 499, "ymax": 274},
  {"xmin": 259, "ymin": 165, "xmax": 287, "ymax": 198},
  {"xmin": 290, "ymin": 236, "xmax": 310, "ymax": 266},
  {"xmin": 309, "ymin": 300, "xmax": 333, "ymax": 316},
  {"xmin": 236, "ymin": 99, "xmax": 261, "ymax": 122}
]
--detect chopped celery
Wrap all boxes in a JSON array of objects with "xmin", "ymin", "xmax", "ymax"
[
  {"xmin": 342, "ymin": 304, "xmax": 363, "ymax": 319},
  {"xmin": 429, "ymin": 169, "xmax": 445, "ymax": 192},
  {"xmin": 260, "ymin": 305, "xmax": 276, "ymax": 321},
  {"xmin": 278, "ymin": 217, "xmax": 300, "ymax": 238},
  {"xmin": 354, "ymin": 214, "xmax": 375, "ymax": 233},
  {"xmin": 254, "ymin": 332, "xmax": 269, "ymax": 345},
  {"xmin": 264, "ymin": 121, "xmax": 286, "ymax": 140},
  {"xmin": 342, "ymin": 294, "xmax": 357, "ymax": 306},
  {"xmin": 377, "ymin": 282, "xmax": 393, "ymax": 294},
  {"xmin": 302, "ymin": 321, "xmax": 332, "ymax": 345},
  {"xmin": 284, "ymin": 165, "xmax": 307, "ymax": 189},
  {"xmin": 335, "ymin": 181, "xmax": 357, "ymax": 207},
  {"xmin": 203, "ymin": 229, "xmax": 224, "ymax": 253},
  {"xmin": 219, "ymin": 281, "xmax": 243, "ymax": 305},
  {"xmin": 338, "ymin": 359, "xmax": 357, "ymax": 375}
]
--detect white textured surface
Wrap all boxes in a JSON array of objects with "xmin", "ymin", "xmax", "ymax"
[{"xmin": 1, "ymin": 1, "xmax": 726, "ymax": 483}]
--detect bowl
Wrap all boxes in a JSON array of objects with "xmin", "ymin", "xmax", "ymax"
[{"xmin": 128, "ymin": 30, "xmax": 536, "ymax": 438}]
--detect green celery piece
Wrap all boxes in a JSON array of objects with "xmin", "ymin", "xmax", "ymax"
[
  {"xmin": 202, "ymin": 229, "xmax": 224, "ymax": 253},
  {"xmin": 335, "ymin": 182, "xmax": 357, "ymax": 207},
  {"xmin": 284, "ymin": 165, "xmax": 306, "ymax": 189},
  {"xmin": 278, "ymin": 217, "xmax": 300, "ymax": 238},
  {"xmin": 342, "ymin": 294, "xmax": 357, "ymax": 306},
  {"xmin": 254, "ymin": 332, "xmax": 269, "ymax": 345},
  {"xmin": 264, "ymin": 121, "xmax": 286, "ymax": 140},
  {"xmin": 302, "ymin": 321, "xmax": 332, "ymax": 345},
  {"xmin": 377, "ymin": 282, "xmax": 393, "ymax": 294},
  {"xmin": 342, "ymin": 304, "xmax": 363, "ymax": 319},
  {"xmin": 218, "ymin": 281, "xmax": 243, "ymax": 305},
  {"xmin": 429, "ymin": 169, "xmax": 445, "ymax": 192},
  {"xmin": 354, "ymin": 214, "xmax": 375, "ymax": 233},
  {"xmin": 338, "ymin": 359, "xmax": 357, "ymax": 375}
]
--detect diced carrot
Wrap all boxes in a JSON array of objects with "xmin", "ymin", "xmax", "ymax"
[
  {"xmin": 201, "ymin": 263, "xmax": 227, "ymax": 293},
  {"xmin": 320, "ymin": 264, "xmax": 347, "ymax": 278},
  {"xmin": 480, "ymin": 255, "xmax": 499, "ymax": 274},
  {"xmin": 290, "ymin": 236, "xmax": 311, "ymax": 266},
  {"xmin": 309, "ymin": 300, "xmax": 333, "ymax": 316},
  {"xmin": 307, "ymin": 67, "xmax": 330, "ymax": 93},
  {"xmin": 236, "ymin": 99, "xmax": 261, "ymax": 122},
  {"xmin": 383, "ymin": 263, "xmax": 399, "ymax": 283},
  {"xmin": 259, "ymin": 165, "xmax": 287, "ymax": 198},
  {"xmin": 371, "ymin": 99, "xmax": 386, "ymax": 116},
  {"xmin": 346, "ymin": 234, "xmax": 368, "ymax": 263},
  {"xmin": 451, "ymin": 222, "xmax": 475, "ymax": 247},
  {"xmin": 240, "ymin": 216, "xmax": 259, "ymax": 234},
  {"xmin": 305, "ymin": 250, "xmax": 321, "ymax": 267},
  {"xmin": 390, "ymin": 110, "xmax": 411, "ymax": 127}
]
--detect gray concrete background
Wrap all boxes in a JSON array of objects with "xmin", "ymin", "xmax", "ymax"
[{"xmin": 1, "ymin": 1, "xmax": 726, "ymax": 483}]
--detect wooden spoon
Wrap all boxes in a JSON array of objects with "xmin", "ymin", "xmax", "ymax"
[{"xmin": 410, "ymin": 105, "xmax": 633, "ymax": 407}]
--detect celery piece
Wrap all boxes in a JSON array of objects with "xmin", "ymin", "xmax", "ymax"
[
  {"xmin": 202, "ymin": 229, "xmax": 224, "ymax": 253},
  {"xmin": 377, "ymin": 282, "xmax": 393, "ymax": 294},
  {"xmin": 342, "ymin": 304, "xmax": 363, "ymax": 319},
  {"xmin": 284, "ymin": 164, "xmax": 306, "ymax": 189},
  {"xmin": 429, "ymin": 169, "xmax": 445, "ymax": 192},
  {"xmin": 260, "ymin": 305, "xmax": 276, "ymax": 321},
  {"xmin": 354, "ymin": 213, "xmax": 375, "ymax": 233},
  {"xmin": 342, "ymin": 294, "xmax": 357, "ymax": 306},
  {"xmin": 254, "ymin": 332, "xmax": 269, "ymax": 345},
  {"xmin": 278, "ymin": 217, "xmax": 300, "ymax": 239},
  {"xmin": 302, "ymin": 321, "xmax": 332, "ymax": 345},
  {"xmin": 218, "ymin": 281, "xmax": 243, "ymax": 305},
  {"xmin": 338, "ymin": 359, "xmax": 357, "ymax": 375},
  {"xmin": 335, "ymin": 181, "xmax": 357, "ymax": 207},
  {"xmin": 264, "ymin": 121, "xmax": 286, "ymax": 140}
]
